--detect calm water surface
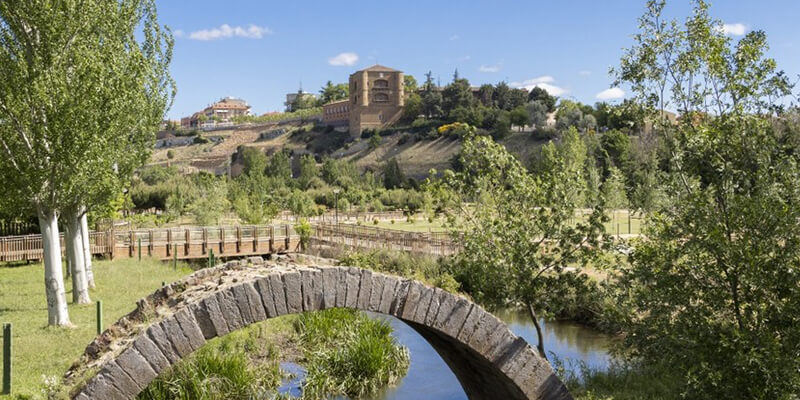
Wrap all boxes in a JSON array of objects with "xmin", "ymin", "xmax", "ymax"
[{"xmin": 279, "ymin": 309, "xmax": 614, "ymax": 399}]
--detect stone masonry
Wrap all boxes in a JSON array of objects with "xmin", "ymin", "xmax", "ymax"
[{"xmin": 64, "ymin": 257, "xmax": 572, "ymax": 400}]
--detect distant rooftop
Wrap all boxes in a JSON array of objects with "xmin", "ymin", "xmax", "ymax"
[{"xmin": 359, "ymin": 64, "xmax": 401, "ymax": 73}]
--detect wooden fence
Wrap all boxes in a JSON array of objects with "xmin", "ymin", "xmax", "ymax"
[
  {"xmin": 0, "ymin": 224, "xmax": 300, "ymax": 263},
  {"xmin": 310, "ymin": 223, "xmax": 462, "ymax": 257},
  {"xmin": 0, "ymin": 220, "xmax": 39, "ymax": 236}
]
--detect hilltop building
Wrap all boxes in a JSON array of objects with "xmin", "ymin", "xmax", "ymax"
[
  {"xmin": 285, "ymin": 90, "xmax": 317, "ymax": 112},
  {"xmin": 322, "ymin": 64, "xmax": 405, "ymax": 136},
  {"xmin": 181, "ymin": 97, "xmax": 251, "ymax": 129}
]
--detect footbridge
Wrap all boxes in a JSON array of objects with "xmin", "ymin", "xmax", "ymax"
[{"xmin": 63, "ymin": 258, "xmax": 572, "ymax": 400}]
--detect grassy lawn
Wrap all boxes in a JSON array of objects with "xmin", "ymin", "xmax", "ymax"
[{"xmin": 0, "ymin": 257, "xmax": 193, "ymax": 398}]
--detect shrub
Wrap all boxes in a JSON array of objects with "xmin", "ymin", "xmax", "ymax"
[
  {"xmin": 295, "ymin": 309, "xmax": 409, "ymax": 399},
  {"xmin": 373, "ymin": 218, "xmax": 379, "ymax": 225},
  {"xmin": 166, "ymin": 149, "xmax": 175, "ymax": 159}
]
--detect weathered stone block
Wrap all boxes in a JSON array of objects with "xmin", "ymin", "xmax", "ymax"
[
  {"xmin": 344, "ymin": 268, "xmax": 361, "ymax": 308},
  {"xmin": 232, "ymin": 284, "xmax": 256, "ymax": 325},
  {"xmin": 389, "ymin": 279, "xmax": 411, "ymax": 317},
  {"xmin": 378, "ymin": 276, "xmax": 399, "ymax": 314},
  {"xmin": 268, "ymin": 273, "xmax": 288, "ymax": 315},
  {"xmin": 367, "ymin": 273, "xmax": 385, "ymax": 312},
  {"xmin": 335, "ymin": 267, "xmax": 348, "ymax": 308},
  {"xmin": 411, "ymin": 284, "xmax": 435, "ymax": 324},
  {"xmin": 322, "ymin": 267, "xmax": 338, "ymax": 309},
  {"xmin": 283, "ymin": 271, "xmax": 303, "ymax": 313},
  {"xmin": 254, "ymin": 277, "xmax": 278, "ymax": 318},
  {"xmin": 78, "ymin": 372, "xmax": 126, "ymax": 400},
  {"xmin": 132, "ymin": 334, "xmax": 170, "ymax": 374},
  {"xmin": 102, "ymin": 360, "xmax": 140, "ymax": 398},
  {"xmin": 215, "ymin": 289, "xmax": 244, "ymax": 331},
  {"xmin": 160, "ymin": 317, "xmax": 193, "ymax": 357},
  {"xmin": 300, "ymin": 268, "xmax": 321, "ymax": 311},
  {"xmin": 456, "ymin": 306, "xmax": 485, "ymax": 344},
  {"xmin": 424, "ymin": 288, "xmax": 445, "ymax": 327},
  {"xmin": 243, "ymin": 281, "xmax": 268, "ymax": 321},
  {"xmin": 356, "ymin": 269, "xmax": 373, "ymax": 310},
  {"xmin": 468, "ymin": 314, "xmax": 503, "ymax": 358},
  {"xmin": 114, "ymin": 346, "xmax": 157, "ymax": 389},
  {"xmin": 248, "ymin": 256, "xmax": 264, "ymax": 265},
  {"xmin": 440, "ymin": 298, "xmax": 472, "ymax": 338},
  {"xmin": 198, "ymin": 295, "xmax": 228, "ymax": 338},
  {"xmin": 174, "ymin": 308, "xmax": 206, "ymax": 351},
  {"xmin": 146, "ymin": 323, "xmax": 180, "ymax": 364}
]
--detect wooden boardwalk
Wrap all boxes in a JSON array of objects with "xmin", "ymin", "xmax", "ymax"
[
  {"xmin": 0, "ymin": 224, "xmax": 300, "ymax": 263},
  {"xmin": 311, "ymin": 223, "xmax": 462, "ymax": 257}
]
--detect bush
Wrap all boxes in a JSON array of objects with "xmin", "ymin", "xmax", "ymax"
[
  {"xmin": 397, "ymin": 133, "xmax": 411, "ymax": 145},
  {"xmin": 295, "ymin": 309, "xmax": 409, "ymax": 399},
  {"xmin": 166, "ymin": 149, "xmax": 175, "ymax": 159},
  {"xmin": 373, "ymin": 218, "xmax": 379, "ymax": 225}
]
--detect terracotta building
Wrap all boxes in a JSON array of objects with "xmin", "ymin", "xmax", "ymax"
[
  {"xmin": 320, "ymin": 65, "xmax": 405, "ymax": 136},
  {"xmin": 181, "ymin": 97, "xmax": 251, "ymax": 129},
  {"xmin": 322, "ymin": 98, "xmax": 350, "ymax": 126},
  {"xmin": 348, "ymin": 65, "xmax": 404, "ymax": 136}
]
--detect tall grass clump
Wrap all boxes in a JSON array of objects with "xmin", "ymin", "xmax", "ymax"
[
  {"xmin": 338, "ymin": 248, "xmax": 460, "ymax": 293},
  {"xmin": 551, "ymin": 355, "xmax": 681, "ymax": 400},
  {"xmin": 138, "ymin": 323, "xmax": 283, "ymax": 400},
  {"xmin": 295, "ymin": 309, "xmax": 409, "ymax": 399}
]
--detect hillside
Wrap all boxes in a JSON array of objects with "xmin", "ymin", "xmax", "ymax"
[{"xmin": 147, "ymin": 121, "xmax": 550, "ymax": 178}]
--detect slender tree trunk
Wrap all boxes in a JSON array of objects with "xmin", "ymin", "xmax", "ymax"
[
  {"xmin": 80, "ymin": 211, "xmax": 95, "ymax": 288},
  {"xmin": 66, "ymin": 212, "xmax": 91, "ymax": 304},
  {"xmin": 38, "ymin": 208, "xmax": 71, "ymax": 326},
  {"xmin": 526, "ymin": 301, "xmax": 547, "ymax": 360}
]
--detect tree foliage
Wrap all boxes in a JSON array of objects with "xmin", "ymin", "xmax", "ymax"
[{"xmin": 614, "ymin": 1, "xmax": 799, "ymax": 398}]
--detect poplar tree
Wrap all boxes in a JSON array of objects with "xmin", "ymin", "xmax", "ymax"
[{"xmin": 0, "ymin": 0, "xmax": 174, "ymax": 325}]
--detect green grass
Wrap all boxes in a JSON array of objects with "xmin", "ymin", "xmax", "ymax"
[
  {"xmin": 138, "ymin": 317, "xmax": 293, "ymax": 400},
  {"xmin": 555, "ymin": 358, "xmax": 680, "ymax": 400},
  {"xmin": 295, "ymin": 309, "xmax": 410, "ymax": 399},
  {"xmin": 0, "ymin": 257, "xmax": 193, "ymax": 398}
]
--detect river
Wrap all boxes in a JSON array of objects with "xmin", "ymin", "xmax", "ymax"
[{"xmin": 278, "ymin": 309, "xmax": 615, "ymax": 399}]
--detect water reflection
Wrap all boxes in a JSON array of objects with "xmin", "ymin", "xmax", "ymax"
[{"xmin": 280, "ymin": 310, "xmax": 614, "ymax": 399}]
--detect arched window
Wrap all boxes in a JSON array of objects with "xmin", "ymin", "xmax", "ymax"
[
  {"xmin": 374, "ymin": 93, "xmax": 389, "ymax": 102},
  {"xmin": 374, "ymin": 79, "xmax": 389, "ymax": 88}
]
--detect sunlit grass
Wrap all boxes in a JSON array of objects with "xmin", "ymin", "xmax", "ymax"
[{"xmin": 0, "ymin": 257, "xmax": 193, "ymax": 398}]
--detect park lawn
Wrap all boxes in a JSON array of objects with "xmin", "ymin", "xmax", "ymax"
[{"xmin": 0, "ymin": 257, "xmax": 193, "ymax": 398}]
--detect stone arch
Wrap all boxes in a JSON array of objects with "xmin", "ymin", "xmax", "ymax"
[{"xmin": 65, "ymin": 260, "xmax": 572, "ymax": 400}]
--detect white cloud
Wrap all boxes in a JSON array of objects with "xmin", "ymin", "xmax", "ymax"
[
  {"xmin": 328, "ymin": 52, "xmax": 359, "ymax": 66},
  {"xmin": 479, "ymin": 64, "xmax": 501, "ymax": 73},
  {"xmin": 721, "ymin": 23, "xmax": 747, "ymax": 36},
  {"xmin": 449, "ymin": 34, "xmax": 460, "ymax": 41},
  {"xmin": 509, "ymin": 76, "xmax": 568, "ymax": 96},
  {"xmin": 173, "ymin": 29, "xmax": 184, "ymax": 38},
  {"xmin": 596, "ymin": 87, "xmax": 625, "ymax": 100},
  {"xmin": 188, "ymin": 24, "xmax": 272, "ymax": 40},
  {"xmin": 458, "ymin": 55, "xmax": 471, "ymax": 62},
  {"xmin": 579, "ymin": 70, "xmax": 592, "ymax": 76}
]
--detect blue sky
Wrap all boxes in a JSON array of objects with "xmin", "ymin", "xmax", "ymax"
[{"xmin": 156, "ymin": 1, "xmax": 800, "ymax": 120}]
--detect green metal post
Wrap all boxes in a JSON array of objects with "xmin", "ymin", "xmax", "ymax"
[
  {"xmin": 161, "ymin": 281, "xmax": 165, "ymax": 287},
  {"xmin": 173, "ymin": 244, "xmax": 177, "ymax": 270},
  {"xmin": 209, "ymin": 248, "xmax": 214, "ymax": 268},
  {"xmin": 96, "ymin": 301, "xmax": 103, "ymax": 335},
  {"xmin": 2, "ymin": 323, "xmax": 11, "ymax": 395},
  {"xmin": 138, "ymin": 237, "xmax": 142, "ymax": 261}
]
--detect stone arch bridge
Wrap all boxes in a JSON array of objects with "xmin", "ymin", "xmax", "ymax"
[{"xmin": 64, "ymin": 257, "xmax": 572, "ymax": 400}]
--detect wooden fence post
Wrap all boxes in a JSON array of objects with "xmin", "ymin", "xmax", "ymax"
[
  {"xmin": 96, "ymin": 301, "xmax": 103, "ymax": 335},
  {"xmin": 2, "ymin": 323, "xmax": 11, "ymax": 395},
  {"xmin": 184, "ymin": 229, "xmax": 190, "ymax": 256}
]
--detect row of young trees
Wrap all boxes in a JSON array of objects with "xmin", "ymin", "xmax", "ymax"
[
  {"xmin": 129, "ymin": 151, "xmax": 431, "ymax": 227},
  {"xmin": 0, "ymin": 1, "xmax": 174, "ymax": 325},
  {"xmin": 437, "ymin": 1, "xmax": 800, "ymax": 398}
]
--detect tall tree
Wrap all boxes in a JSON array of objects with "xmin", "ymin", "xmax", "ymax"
[
  {"xmin": 614, "ymin": 1, "xmax": 798, "ymax": 398},
  {"xmin": 528, "ymin": 86, "xmax": 557, "ymax": 113},
  {"xmin": 0, "ymin": 0, "xmax": 174, "ymax": 325},
  {"xmin": 318, "ymin": 81, "xmax": 349, "ymax": 105},
  {"xmin": 421, "ymin": 71, "xmax": 443, "ymax": 119},
  {"xmin": 436, "ymin": 134, "xmax": 607, "ymax": 358}
]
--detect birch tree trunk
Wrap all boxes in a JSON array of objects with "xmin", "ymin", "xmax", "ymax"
[
  {"xmin": 38, "ymin": 209, "xmax": 71, "ymax": 326},
  {"xmin": 66, "ymin": 212, "xmax": 91, "ymax": 304},
  {"xmin": 80, "ymin": 211, "xmax": 95, "ymax": 288}
]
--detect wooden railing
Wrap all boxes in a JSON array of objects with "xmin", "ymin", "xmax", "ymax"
[
  {"xmin": 311, "ymin": 223, "xmax": 462, "ymax": 257},
  {"xmin": 0, "ymin": 224, "xmax": 300, "ymax": 263}
]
